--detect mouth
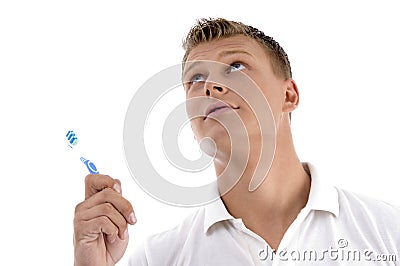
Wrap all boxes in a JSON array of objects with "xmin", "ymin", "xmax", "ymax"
[{"xmin": 204, "ymin": 102, "xmax": 239, "ymax": 120}]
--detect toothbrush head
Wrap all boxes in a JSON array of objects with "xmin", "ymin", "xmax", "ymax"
[
  {"xmin": 65, "ymin": 130, "xmax": 100, "ymax": 174},
  {"xmin": 66, "ymin": 130, "xmax": 79, "ymax": 147}
]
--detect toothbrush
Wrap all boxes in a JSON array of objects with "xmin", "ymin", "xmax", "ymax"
[{"xmin": 66, "ymin": 130, "xmax": 99, "ymax": 174}]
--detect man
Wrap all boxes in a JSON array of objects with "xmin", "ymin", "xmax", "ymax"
[{"xmin": 74, "ymin": 18, "xmax": 400, "ymax": 265}]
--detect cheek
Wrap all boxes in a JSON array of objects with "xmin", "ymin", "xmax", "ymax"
[
  {"xmin": 257, "ymin": 84, "xmax": 285, "ymax": 122},
  {"xmin": 267, "ymin": 93, "xmax": 284, "ymax": 121},
  {"xmin": 185, "ymin": 84, "xmax": 205, "ymax": 98},
  {"xmin": 240, "ymin": 90, "xmax": 282, "ymax": 134}
]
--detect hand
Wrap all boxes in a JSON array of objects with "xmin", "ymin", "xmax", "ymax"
[{"xmin": 74, "ymin": 174, "xmax": 136, "ymax": 266}]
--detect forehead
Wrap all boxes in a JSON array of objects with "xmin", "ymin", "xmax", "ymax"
[{"xmin": 186, "ymin": 35, "xmax": 268, "ymax": 62}]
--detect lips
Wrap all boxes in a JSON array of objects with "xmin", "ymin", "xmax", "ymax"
[{"xmin": 204, "ymin": 102, "xmax": 239, "ymax": 120}]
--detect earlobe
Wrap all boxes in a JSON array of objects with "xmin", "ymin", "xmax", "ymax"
[{"xmin": 283, "ymin": 79, "xmax": 299, "ymax": 113}]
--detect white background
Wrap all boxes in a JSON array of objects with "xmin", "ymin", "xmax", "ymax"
[{"xmin": 1, "ymin": 1, "xmax": 399, "ymax": 265}]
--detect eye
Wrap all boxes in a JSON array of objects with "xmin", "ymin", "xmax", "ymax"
[
  {"xmin": 191, "ymin": 74, "xmax": 206, "ymax": 83},
  {"xmin": 228, "ymin": 62, "xmax": 246, "ymax": 73}
]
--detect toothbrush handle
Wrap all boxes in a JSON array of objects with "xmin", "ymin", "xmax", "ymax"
[{"xmin": 80, "ymin": 157, "xmax": 99, "ymax": 174}]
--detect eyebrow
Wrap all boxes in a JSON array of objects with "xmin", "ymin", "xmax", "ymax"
[{"xmin": 183, "ymin": 50, "xmax": 254, "ymax": 78}]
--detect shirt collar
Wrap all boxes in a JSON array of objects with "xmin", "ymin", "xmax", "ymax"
[
  {"xmin": 303, "ymin": 162, "xmax": 339, "ymax": 217},
  {"xmin": 203, "ymin": 196, "xmax": 234, "ymax": 234},
  {"xmin": 203, "ymin": 162, "xmax": 339, "ymax": 234}
]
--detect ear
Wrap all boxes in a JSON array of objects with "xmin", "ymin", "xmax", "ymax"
[{"xmin": 282, "ymin": 79, "xmax": 299, "ymax": 113}]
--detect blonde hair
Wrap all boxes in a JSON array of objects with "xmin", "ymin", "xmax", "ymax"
[{"xmin": 182, "ymin": 18, "xmax": 292, "ymax": 80}]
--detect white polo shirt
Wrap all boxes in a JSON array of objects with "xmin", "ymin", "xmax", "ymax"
[{"xmin": 129, "ymin": 164, "xmax": 400, "ymax": 265}]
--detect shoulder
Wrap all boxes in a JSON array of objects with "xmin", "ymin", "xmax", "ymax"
[
  {"xmin": 336, "ymin": 187, "xmax": 400, "ymax": 218},
  {"xmin": 128, "ymin": 207, "xmax": 206, "ymax": 265},
  {"xmin": 336, "ymin": 187, "xmax": 400, "ymax": 235}
]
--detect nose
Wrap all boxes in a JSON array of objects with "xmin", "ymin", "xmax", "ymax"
[{"xmin": 204, "ymin": 81, "xmax": 228, "ymax": 97}]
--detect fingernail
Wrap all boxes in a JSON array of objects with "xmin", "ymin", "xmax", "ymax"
[
  {"xmin": 123, "ymin": 229, "xmax": 129, "ymax": 239},
  {"xmin": 113, "ymin": 182, "xmax": 121, "ymax": 193},
  {"xmin": 130, "ymin": 212, "xmax": 137, "ymax": 224}
]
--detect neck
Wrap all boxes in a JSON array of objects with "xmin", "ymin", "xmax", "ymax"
[{"xmin": 213, "ymin": 116, "xmax": 311, "ymax": 250}]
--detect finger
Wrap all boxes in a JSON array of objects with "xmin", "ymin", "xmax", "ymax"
[
  {"xmin": 77, "ymin": 203, "xmax": 129, "ymax": 240},
  {"xmin": 74, "ymin": 216, "xmax": 118, "ymax": 244},
  {"xmin": 114, "ymin": 179, "xmax": 122, "ymax": 194},
  {"xmin": 79, "ymin": 188, "xmax": 136, "ymax": 225},
  {"xmin": 85, "ymin": 174, "xmax": 120, "ymax": 199}
]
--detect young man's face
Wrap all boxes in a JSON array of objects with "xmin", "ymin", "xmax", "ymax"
[{"xmin": 182, "ymin": 35, "xmax": 291, "ymax": 158}]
